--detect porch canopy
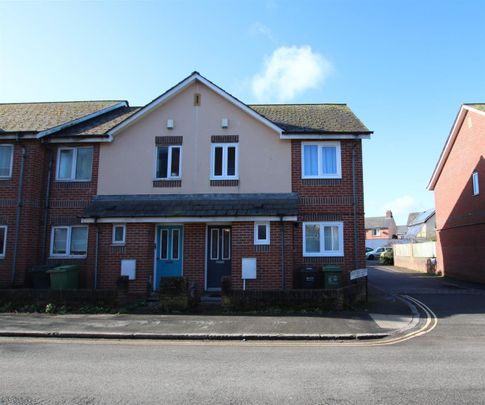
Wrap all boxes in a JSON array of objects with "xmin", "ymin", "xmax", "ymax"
[{"xmin": 81, "ymin": 193, "xmax": 299, "ymax": 223}]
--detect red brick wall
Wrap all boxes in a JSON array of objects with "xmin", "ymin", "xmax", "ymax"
[
  {"xmin": 291, "ymin": 140, "xmax": 366, "ymax": 279},
  {"xmin": 183, "ymin": 223, "xmax": 206, "ymax": 291},
  {"xmin": 231, "ymin": 221, "xmax": 294, "ymax": 290},
  {"xmin": 365, "ymin": 228, "xmax": 390, "ymax": 240},
  {"xmin": 0, "ymin": 140, "xmax": 46, "ymax": 287},
  {"xmin": 95, "ymin": 223, "xmax": 155, "ymax": 294},
  {"xmin": 44, "ymin": 144, "xmax": 99, "ymax": 286},
  {"xmin": 434, "ymin": 109, "xmax": 485, "ymax": 282}
]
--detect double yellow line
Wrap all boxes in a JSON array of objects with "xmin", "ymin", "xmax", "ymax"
[{"xmin": 0, "ymin": 296, "xmax": 437, "ymax": 348}]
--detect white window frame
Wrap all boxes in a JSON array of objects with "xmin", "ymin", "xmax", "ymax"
[
  {"xmin": 472, "ymin": 172, "xmax": 480, "ymax": 196},
  {"xmin": 371, "ymin": 228, "xmax": 381, "ymax": 237},
  {"xmin": 155, "ymin": 145, "xmax": 182, "ymax": 180},
  {"xmin": 56, "ymin": 146, "xmax": 93, "ymax": 181},
  {"xmin": 50, "ymin": 225, "xmax": 88, "ymax": 258},
  {"xmin": 0, "ymin": 225, "xmax": 7, "ymax": 258},
  {"xmin": 302, "ymin": 221, "xmax": 344, "ymax": 257},
  {"xmin": 254, "ymin": 222, "xmax": 270, "ymax": 245},
  {"xmin": 210, "ymin": 143, "xmax": 239, "ymax": 180},
  {"xmin": 112, "ymin": 224, "xmax": 126, "ymax": 245},
  {"xmin": 0, "ymin": 144, "xmax": 14, "ymax": 179},
  {"xmin": 301, "ymin": 141, "xmax": 342, "ymax": 179}
]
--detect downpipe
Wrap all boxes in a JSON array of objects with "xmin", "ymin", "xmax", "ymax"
[{"xmin": 11, "ymin": 144, "xmax": 26, "ymax": 286}]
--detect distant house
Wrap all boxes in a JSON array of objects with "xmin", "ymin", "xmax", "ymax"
[
  {"xmin": 428, "ymin": 103, "xmax": 485, "ymax": 284},
  {"xmin": 396, "ymin": 225, "xmax": 408, "ymax": 239},
  {"xmin": 364, "ymin": 210, "xmax": 397, "ymax": 249},
  {"xmin": 404, "ymin": 209, "xmax": 436, "ymax": 241}
]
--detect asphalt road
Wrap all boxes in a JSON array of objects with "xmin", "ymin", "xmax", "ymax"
[{"xmin": 1, "ymin": 266, "xmax": 485, "ymax": 405}]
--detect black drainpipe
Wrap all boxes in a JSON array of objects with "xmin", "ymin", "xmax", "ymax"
[
  {"xmin": 41, "ymin": 153, "xmax": 53, "ymax": 261},
  {"xmin": 11, "ymin": 143, "xmax": 26, "ymax": 286},
  {"xmin": 279, "ymin": 215, "xmax": 285, "ymax": 290},
  {"xmin": 94, "ymin": 217, "xmax": 99, "ymax": 289},
  {"xmin": 352, "ymin": 141, "xmax": 359, "ymax": 270}
]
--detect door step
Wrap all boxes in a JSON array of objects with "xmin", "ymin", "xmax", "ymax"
[{"xmin": 200, "ymin": 295, "xmax": 222, "ymax": 305}]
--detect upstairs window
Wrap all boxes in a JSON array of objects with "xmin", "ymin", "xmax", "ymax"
[
  {"xmin": 51, "ymin": 226, "xmax": 88, "ymax": 257},
  {"xmin": 211, "ymin": 143, "xmax": 238, "ymax": 179},
  {"xmin": 57, "ymin": 147, "xmax": 93, "ymax": 181},
  {"xmin": 303, "ymin": 221, "xmax": 344, "ymax": 257},
  {"xmin": 0, "ymin": 226, "xmax": 6, "ymax": 257},
  {"xmin": 371, "ymin": 228, "xmax": 380, "ymax": 236},
  {"xmin": 0, "ymin": 145, "xmax": 13, "ymax": 178},
  {"xmin": 156, "ymin": 145, "xmax": 181, "ymax": 179},
  {"xmin": 302, "ymin": 142, "xmax": 341, "ymax": 179},
  {"xmin": 472, "ymin": 172, "xmax": 480, "ymax": 196}
]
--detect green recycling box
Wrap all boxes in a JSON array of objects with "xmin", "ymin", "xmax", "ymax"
[
  {"xmin": 46, "ymin": 265, "xmax": 80, "ymax": 289},
  {"xmin": 322, "ymin": 265, "xmax": 342, "ymax": 289}
]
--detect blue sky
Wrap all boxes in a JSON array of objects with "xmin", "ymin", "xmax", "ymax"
[{"xmin": 1, "ymin": 0, "xmax": 484, "ymax": 224}]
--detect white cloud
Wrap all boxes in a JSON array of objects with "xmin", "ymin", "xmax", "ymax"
[
  {"xmin": 251, "ymin": 45, "xmax": 332, "ymax": 102},
  {"xmin": 249, "ymin": 22, "xmax": 275, "ymax": 43},
  {"xmin": 381, "ymin": 195, "xmax": 427, "ymax": 224}
]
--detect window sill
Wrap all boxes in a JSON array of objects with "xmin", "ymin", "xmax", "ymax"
[
  {"xmin": 303, "ymin": 252, "xmax": 344, "ymax": 257},
  {"xmin": 48, "ymin": 255, "xmax": 87, "ymax": 259},
  {"xmin": 153, "ymin": 179, "xmax": 182, "ymax": 188},
  {"xmin": 111, "ymin": 243, "xmax": 126, "ymax": 247},
  {"xmin": 55, "ymin": 179, "xmax": 92, "ymax": 183},
  {"xmin": 254, "ymin": 241, "xmax": 270, "ymax": 246},
  {"xmin": 210, "ymin": 179, "xmax": 239, "ymax": 187}
]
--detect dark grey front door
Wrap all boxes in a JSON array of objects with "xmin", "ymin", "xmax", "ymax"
[{"xmin": 207, "ymin": 226, "xmax": 231, "ymax": 290}]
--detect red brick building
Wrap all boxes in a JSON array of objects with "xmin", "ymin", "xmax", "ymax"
[
  {"xmin": 428, "ymin": 104, "xmax": 485, "ymax": 283},
  {"xmin": 0, "ymin": 73, "xmax": 372, "ymax": 294}
]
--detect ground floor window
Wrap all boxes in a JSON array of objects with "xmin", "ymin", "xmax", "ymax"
[
  {"xmin": 50, "ymin": 226, "xmax": 88, "ymax": 257},
  {"xmin": 303, "ymin": 221, "xmax": 344, "ymax": 257},
  {"xmin": 0, "ymin": 226, "xmax": 6, "ymax": 257},
  {"xmin": 254, "ymin": 222, "xmax": 270, "ymax": 245},
  {"xmin": 112, "ymin": 224, "xmax": 126, "ymax": 244}
]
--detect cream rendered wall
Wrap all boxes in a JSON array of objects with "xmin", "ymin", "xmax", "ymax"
[{"xmin": 97, "ymin": 82, "xmax": 292, "ymax": 195}]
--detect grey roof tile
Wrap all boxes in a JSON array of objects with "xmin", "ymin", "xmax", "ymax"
[{"xmin": 0, "ymin": 101, "xmax": 124, "ymax": 133}]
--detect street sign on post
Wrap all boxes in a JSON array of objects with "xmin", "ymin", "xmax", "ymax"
[
  {"xmin": 350, "ymin": 268, "xmax": 368, "ymax": 280},
  {"xmin": 350, "ymin": 268, "xmax": 368, "ymax": 303}
]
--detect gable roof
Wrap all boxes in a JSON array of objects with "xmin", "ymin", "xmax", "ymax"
[
  {"xmin": 428, "ymin": 103, "xmax": 485, "ymax": 190},
  {"xmin": 365, "ymin": 216, "xmax": 392, "ymax": 229},
  {"xmin": 249, "ymin": 104, "xmax": 371, "ymax": 135},
  {"xmin": 0, "ymin": 101, "xmax": 126, "ymax": 136},
  {"xmin": 107, "ymin": 72, "xmax": 283, "ymax": 138},
  {"xmin": 406, "ymin": 212, "xmax": 420, "ymax": 226},
  {"xmin": 408, "ymin": 209, "xmax": 435, "ymax": 226}
]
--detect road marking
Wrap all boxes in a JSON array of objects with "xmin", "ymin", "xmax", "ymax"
[{"xmin": 0, "ymin": 296, "xmax": 437, "ymax": 349}]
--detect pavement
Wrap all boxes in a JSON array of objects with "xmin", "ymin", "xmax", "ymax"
[{"xmin": 0, "ymin": 282, "xmax": 417, "ymax": 341}]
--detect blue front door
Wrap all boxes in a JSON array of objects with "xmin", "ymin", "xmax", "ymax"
[{"xmin": 155, "ymin": 225, "xmax": 183, "ymax": 289}]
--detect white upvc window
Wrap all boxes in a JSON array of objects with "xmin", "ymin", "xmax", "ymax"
[
  {"xmin": 371, "ymin": 228, "xmax": 381, "ymax": 237},
  {"xmin": 0, "ymin": 225, "xmax": 7, "ymax": 258},
  {"xmin": 56, "ymin": 147, "xmax": 93, "ymax": 181},
  {"xmin": 472, "ymin": 172, "xmax": 480, "ymax": 196},
  {"xmin": 0, "ymin": 145, "xmax": 14, "ymax": 179},
  {"xmin": 112, "ymin": 224, "xmax": 126, "ymax": 245},
  {"xmin": 156, "ymin": 145, "xmax": 182, "ymax": 179},
  {"xmin": 254, "ymin": 222, "xmax": 270, "ymax": 245},
  {"xmin": 211, "ymin": 143, "xmax": 238, "ymax": 179},
  {"xmin": 301, "ymin": 141, "xmax": 341, "ymax": 179},
  {"xmin": 50, "ymin": 226, "xmax": 88, "ymax": 257},
  {"xmin": 303, "ymin": 221, "xmax": 344, "ymax": 257}
]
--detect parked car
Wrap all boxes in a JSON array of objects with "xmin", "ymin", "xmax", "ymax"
[
  {"xmin": 366, "ymin": 247, "xmax": 392, "ymax": 260},
  {"xmin": 365, "ymin": 247, "xmax": 373, "ymax": 253}
]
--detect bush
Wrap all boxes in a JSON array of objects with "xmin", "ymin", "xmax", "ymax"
[
  {"xmin": 379, "ymin": 249, "xmax": 394, "ymax": 265},
  {"xmin": 158, "ymin": 277, "xmax": 188, "ymax": 294}
]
